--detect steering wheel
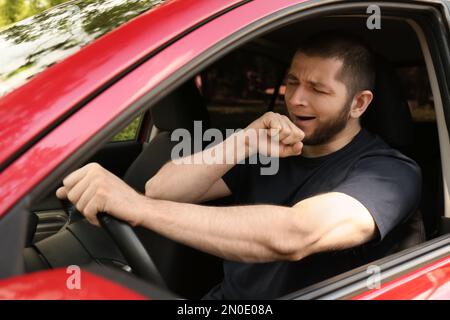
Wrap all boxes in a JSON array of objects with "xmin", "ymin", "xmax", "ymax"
[{"xmin": 60, "ymin": 199, "xmax": 167, "ymax": 289}]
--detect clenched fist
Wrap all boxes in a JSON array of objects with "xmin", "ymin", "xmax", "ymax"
[{"xmin": 244, "ymin": 112, "xmax": 305, "ymax": 158}]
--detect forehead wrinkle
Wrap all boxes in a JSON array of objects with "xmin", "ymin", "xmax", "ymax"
[
  {"xmin": 289, "ymin": 54, "xmax": 345, "ymax": 93},
  {"xmin": 287, "ymin": 70, "xmax": 330, "ymax": 90}
]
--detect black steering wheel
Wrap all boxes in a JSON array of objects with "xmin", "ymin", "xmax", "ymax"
[{"xmin": 60, "ymin": 199, "xmax": 166, "ymax": 289}]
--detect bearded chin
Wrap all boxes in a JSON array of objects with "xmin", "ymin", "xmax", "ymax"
[{"xmin": 303, "ymin": 103, "xmax": 352, "ymax": 146}]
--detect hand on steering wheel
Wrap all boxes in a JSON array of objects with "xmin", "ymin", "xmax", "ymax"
[{"xmin": 60, "ymin": 199, "xmax": 167, "ymax": 289}]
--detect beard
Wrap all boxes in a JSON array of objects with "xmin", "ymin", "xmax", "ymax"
[{"xmin": 302, "ymin": 100, "xmax": 352, "ymax": 146}]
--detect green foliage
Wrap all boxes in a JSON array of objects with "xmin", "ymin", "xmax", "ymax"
[
  {"xmin": 0, "ymin": 0, "xmax": 72, "ymax": 28},
  {"xmin": 111, "ymin": 115, "xmax": 143, "ymax": 142}
]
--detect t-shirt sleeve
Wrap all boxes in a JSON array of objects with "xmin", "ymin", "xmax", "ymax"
[
  {"xmin": 222, "ymin": 164, "xmax": 244, "ymax": 196},
  {"xmin": 222, "ymin": 157, "xmax": 259, "ymax": 204},
  {"xmin": 333, "ymin": 154, "xmax": 422, "ymax": 240}
]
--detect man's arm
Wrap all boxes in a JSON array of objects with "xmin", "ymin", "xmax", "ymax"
[
  {"xmin": 144, "ymin": 143, "xmax": 235, "ymax": 204},
  {"xmin": 145, "ymin": 112, "xmax": 304, "ymax": 203},
  {"xmin": 134, "ymin": 192, "xmax": 377, "ymax": 262},
  {"xmin": 56, "ymin": 163, "xmax": 376, "ymax": 263}
]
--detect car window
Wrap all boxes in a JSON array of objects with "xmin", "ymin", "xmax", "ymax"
[
  {"xmin": 396, "ymin": 65, "xmax": 435, "ymax": 122},
  {"xmin": 0, "ymin": 0, "xmax": 166, "ymax": 97},
  {"xmin": 201, "ymin": 50, "xmax": 287, "ymax": 131},
  {"xmin": 111, "ymin": 114, "xmax": 143, "ymax": 142}
]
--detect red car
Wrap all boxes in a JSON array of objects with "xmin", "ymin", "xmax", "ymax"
[{"xmin": 1, "ymin": 0, "xmax": 450, "ymax": 300}]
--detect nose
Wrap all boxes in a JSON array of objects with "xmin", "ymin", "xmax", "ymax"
[{"xmin": 287, "ymin": 84, "xmax": 309, "ymax": 107}]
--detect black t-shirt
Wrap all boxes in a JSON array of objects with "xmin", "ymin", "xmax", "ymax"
[{"xmin": 203, "ymin": 128, "xmax": 422, "ymax": 300}]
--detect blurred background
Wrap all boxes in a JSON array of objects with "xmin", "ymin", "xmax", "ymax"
[{"xmin": 0, "ymin": 0, "xmax": 70, "ymax": 28}]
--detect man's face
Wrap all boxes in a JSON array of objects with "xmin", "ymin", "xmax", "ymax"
[{"xmin": 285, "ymin": 52, "xmax": 353, "ymax": 145}]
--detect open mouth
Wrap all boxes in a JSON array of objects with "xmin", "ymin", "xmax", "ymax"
[{"xmin": 296, "ymin": 115, "xmax": 316, "ymax": 121}]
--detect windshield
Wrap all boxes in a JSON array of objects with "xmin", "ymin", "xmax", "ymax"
[{"xmin": 0, "ymin": 0, "xmax": 166, "ymax": 97}]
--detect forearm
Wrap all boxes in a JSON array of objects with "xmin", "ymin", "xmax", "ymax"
[
  {"xmin": 145, "ymin": 131, "xmax": 253, "ymax": 203},
  {"xmin": 134, "ymin": 193, "xmax": 376, "ymax": 263},
  {"xmin": 136, "ymin": 197, "xmax": 312, "ymax": 263},
  {"xmin": 145, "ymin": 159, "xmax": 231, "ymax": 203}
]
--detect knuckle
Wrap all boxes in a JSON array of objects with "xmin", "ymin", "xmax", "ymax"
[
  {"xmin": 269, "ymin": 112, "xmax": 280, "ymax": 120},
  {"xmin": 94, "ymin": 187, "xmax": 102, "ymax": 197},
  {"xmin": 95, "ymin": 187, "xmax": 106, "ymax": 199},
  {"xmin": 89, "ymin": 162, "xmax": 100, "ymax": 168},
  {"xmin": 88, "ymin": 162, "xmax": 102, "ymax": 173},
  {"xmin": 96, "ymin": 174, "xmax": 105, "ymax": 183},
  {"xmin": 94, "ymin": 175, "xmax": 105, "ymax": 187}
]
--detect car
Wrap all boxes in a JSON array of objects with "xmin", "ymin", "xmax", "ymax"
[{"xmin": 1, "ymin": 0, "xmax": 450, "ymax": 300}]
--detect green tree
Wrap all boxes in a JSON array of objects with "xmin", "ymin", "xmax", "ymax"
[{"xmin": 0, "ymin": 0, "xmax": 71, "ymax": 28}]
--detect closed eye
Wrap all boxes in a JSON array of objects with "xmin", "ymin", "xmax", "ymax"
[
  {"xmin": 286, "ymin": 77, "xmax": 298, "ymax": 85},
  {"xmin": 313, "ymin": 88, "xmax": 327, "ymax": 94}
]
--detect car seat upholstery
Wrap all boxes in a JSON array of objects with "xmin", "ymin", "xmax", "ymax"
[
  {"xmin": 122, "ymin": 80, "xmax": 223, "ymax": 298},
  {"xmin": 361, "ymin": 55, "xmax": 426, "ymax": 250}
]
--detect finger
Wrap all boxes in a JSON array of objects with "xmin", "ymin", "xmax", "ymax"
[
  {"xmin": 73, "ymin": 182, "xmax": 97, "ymax": 213},
  {"xmin": 62, "ymin": 165, "xmax": 91, "ymax": 189},
  {"xmin": 258, "ymin": 134, "xmax": 269, "ymax": 157},
  {"xmin": 264, "ymin": 114, "xmax": 282, "ymax": 137},
  {"xmin": 291, "ymin": 121, "xmax": 305, "ymax": 141},
  {"xmin": 292, "ymin": 141, "xmax": 303, "ymax": 155},
  {"xmin": 288, "ymin": 117, "xmax": 306, "ymax": 141},
  {"xmin": 265, "ymin": 133, "xmax": 281, "ymax": 157},
  {"xmin": 280, "ymin": 116, "xmax": 298, "ymax": 145},
  {"xmin": 83, "ymin": 197, "xmax": 101, "ymax": 227},
  {"xmin": 56, "ymin": 186, "xmax": 68, "ymax": 199},
  {"xmin": 277, "ymin": 115, "xmax": 292, "ymax": 141},
  {"xmin": 66, "ymin": 175, "xmax": 92, "ymax": 206},
  {"xmin": 283, "ymin": 117, "xmax": 304, "ymax": 145},
  {"xmin": 280, "ymin": 141, "xmax": 303, "ymax": 157}
]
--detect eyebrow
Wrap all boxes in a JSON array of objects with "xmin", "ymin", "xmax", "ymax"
[{"xmin": 287, "ymin": 73, "xmax": 332, "ymax": 91}]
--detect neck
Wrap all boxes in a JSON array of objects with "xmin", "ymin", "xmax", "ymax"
[{"xmin": 301, "ymin": 122, "xmax": 362, "ymax": 158}]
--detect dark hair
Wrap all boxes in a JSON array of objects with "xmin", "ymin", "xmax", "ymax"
[{"xmin": 296, "ymin": 33, "xmax": 376, "ymax": 98}]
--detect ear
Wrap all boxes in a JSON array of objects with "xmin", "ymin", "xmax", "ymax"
[{"xmin": 349, "ymin": 90, "xmax": 374, "ymax": 119}]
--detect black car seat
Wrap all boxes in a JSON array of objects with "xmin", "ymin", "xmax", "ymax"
[
  {"xmin": 361, "ymin": 55, "xmax": 426, "ymax": 251},
  {"xmin": 123, "ymin": 80, "xmax": 223, "ymax": 298}
]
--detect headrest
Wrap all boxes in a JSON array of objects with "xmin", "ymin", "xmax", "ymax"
[
  {"xmin": 151, "ymin": 80, "xmax": 210, "ymax": 132},
  {"xmin": 361, "ymin": 56, "xmax": 414, "ymax": 149}
]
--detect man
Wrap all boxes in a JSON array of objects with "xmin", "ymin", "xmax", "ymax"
[{"xmin": 56, "ymin": 34, "xmax": 422, "ymax": 299}]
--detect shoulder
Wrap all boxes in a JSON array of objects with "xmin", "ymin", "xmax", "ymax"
[
  {"xmin": 350, "ymin": 145, "xmax": 422, "ymax": 188},
  {"xmin": 355, "ymin": 130, "xmax": 420, "ymax": 175}
]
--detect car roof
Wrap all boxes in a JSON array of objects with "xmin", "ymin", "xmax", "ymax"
[{"xmin": 0, "ymin": 0, "xmax": 244, "ymax": 169}]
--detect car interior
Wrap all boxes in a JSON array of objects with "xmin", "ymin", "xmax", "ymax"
[{"xmin": 24, "ymin": 13, "xmax": 450, "ymax": 299}]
